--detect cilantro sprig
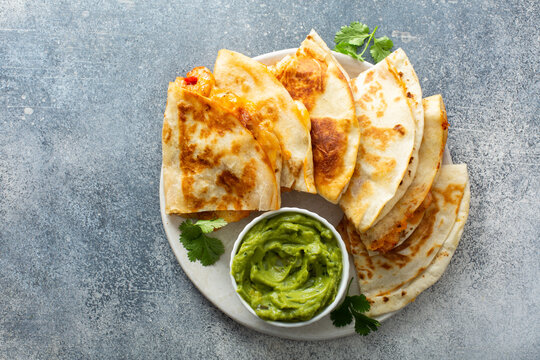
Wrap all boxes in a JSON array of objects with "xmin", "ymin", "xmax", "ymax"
[
  {"xmin": 330, "ymin": 278, "xmax": 381, "ymax": 336},
  {"xmin": 179, "ymin": 218, "xmax": 227, "ymax": 266},
  {"xmin": 334, "ymin": 22, "xmax": 394, "ymax": 63}
]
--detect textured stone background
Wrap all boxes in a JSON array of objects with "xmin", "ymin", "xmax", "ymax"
[{"xmin": 1, "ymin": 0, "xmax": 539, "ymax": 359}]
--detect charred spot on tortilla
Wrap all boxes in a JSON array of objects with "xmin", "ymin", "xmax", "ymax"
[
  {"xmin": 216, "ymin": 162, "xmax": 257, "ymax": 197},
  {"xmin": 311, "ymin": 117, "xmax": 347, "ymax": 183},
  {"xmin": 274, "ymin": 56, "xmax": 327, "ymax": 112},
  {"xmin": 362, "ymin": 125, "xmax": 404, "ymax": 151},
  {"xmin": 437, "ymin": 184, "xmax": 466, "ymax": 205},
  {"xmin": 364, "ymin": 70, "xmax": 375, "ymax": 84},
  {"xmin": 393, "ymin": 124, "xmax": 406, "ymax": 135},
  {"xmin": 162, "ymin": 121, "xmax": 172, "ymax": 144}
]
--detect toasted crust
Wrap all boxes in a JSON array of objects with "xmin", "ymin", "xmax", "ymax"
[
  {"xmin": 340, "ymin": 48, "xmax": 421, "ymax": 232},
  {"xmin": 214, "ymin": 49, "xmax": 316, "ymax": 194},
  {"xmin": 371, "ymin": 49, "xmax": 425, "ymax": 225},
  {"xmin": 272, "ymin": 30, "xmax": 359, "ymax": 203},
  {"xmin": 162, "ymin": 84, "xmax": 280, "ymax": 215},
  {"xmin": 338, "ymin": 165, "xmax": 469, "ymax": 316},
  {"xmin": 360, "ymin": 95, "xmax": 449, "ymax": 252}
]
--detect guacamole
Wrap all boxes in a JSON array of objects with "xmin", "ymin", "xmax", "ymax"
[{"xmin": 231, "ymin": 212, "xmax": 342, "ymax": 322}]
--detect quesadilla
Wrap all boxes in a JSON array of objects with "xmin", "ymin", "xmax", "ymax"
[
  {"xmin": 365, "ymin": 183, "xmax": 469, "ymax": 317},
  {"xmin": 371, "ymin": 49, "xmax": 424, "ymax": 225},
  {"xmin": 174, "ymin": 66, "xmax": 282, "ymax": 188},
  {"xmin": 360, "ymin": 95, "xmax": 448, "ymax": 253},
  {"xmin": 386, "ymin": 191, "xmax": 432, "ymax": 248},
  {"xmin": 340, "ymin": 48, "xmax": 422, "ymax": 232},
  {"xmin": 339, "ymin": 164, "xmax": 469, "ymax": 316},
  {"xmin": 271, "ymin": 30, "xmax": 360, "ymax": 203},
  {"xmin": 213, "ymin": 49, "xmax": 316, "ymax": 193},
  {"xmin": 162, "ymin": 80, "xmax": 280, "ymax": 218}
]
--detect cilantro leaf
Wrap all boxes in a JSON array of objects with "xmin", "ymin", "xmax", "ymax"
[
  {"xmin": 330, "ymin": 278, "xmax": 381, "ymax": 336},
  {"xmin": 179, "ymin": 220, "xmax": 202, "ymax": 239},
  {"xmin": 348, "ymin": 294, "xmax": 371, "ymax": 313},
  {"xmin": 179, "ymin": 218, "xmax": 227, "ymax": 266},
  {"xmin": 330, "ymin": 298, "xmax": 353, "ymax": 327},
  {"xmin": 334, "ymin": 42, "xmax": 364, "ymax": 62},
  {"xmin": 334, "ymin": 22, "xmax": 371, "ymax": 46},
  {"xmin": 184, "ymin": 233, "xmax": 225, "ymax": 266},
  {"xmin": 195, "ymin": 218, "xmax": 227, "ymax": 233},
  {"xmin": 370, "ymin": 36, "xmax": 394, "ymax": 63},
  {"xmin": 352, "ymin": 311, "xmax": 381, "ymax": 336},
  {"xmin": 334, "ymin": 22, "xmax": 394, "ymax": 63}
]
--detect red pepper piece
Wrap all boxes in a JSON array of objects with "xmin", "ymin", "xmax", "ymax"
[{"xmin": 184, "ymin": 76, "xmax": 198, "ymax": 85}]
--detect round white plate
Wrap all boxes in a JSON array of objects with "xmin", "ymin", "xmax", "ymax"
[{"xmin": 160, "ymin": 49, "xmax": 453, "ymax": 340}]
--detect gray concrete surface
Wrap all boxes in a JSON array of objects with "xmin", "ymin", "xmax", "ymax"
[{"xmin": 1, "ymin": 0, "xmax": 539, "ymax": 358}]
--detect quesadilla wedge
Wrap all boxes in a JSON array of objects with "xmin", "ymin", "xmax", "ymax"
[
  {"xmin": 365, "ymin": 182, "xmax": 470, "ymax": 316},
  {"xmin": 174, "ymin": 66, "xmax": 282, "ymax": 187},
  {"xmin": 360, "ymin": 95, "xmax": 448, "ymax": 253},
  {"xmin": 162, "ymin": 82, "xmax": 280, "ymax": 218},
  {"xmin": 340, "ymin": 48, "xmax": 421, "ymax": 232},
  {"xmin": 370, "ymin": 49, "xmax": 424, "ymax": 225},
  {"xmin": 271, "ymin": 30, "xmax": 360, "ymax": 203},
  {"xmin": 339, "ymin": 164, "xmax": 469, "ymax": 316},
  {"xmin": 213, "ymin": 49, "xmax": 316, "ymax": 193}
]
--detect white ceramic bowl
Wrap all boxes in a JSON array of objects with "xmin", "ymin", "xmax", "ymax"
[{"xmin": 229, "ymin": 207, "xmax": 350, "ymax": 328}]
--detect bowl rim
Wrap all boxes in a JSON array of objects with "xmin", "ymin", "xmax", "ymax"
[{"xmin": 229, "ymin": 207, "xmax": 350, "ymax": 328}]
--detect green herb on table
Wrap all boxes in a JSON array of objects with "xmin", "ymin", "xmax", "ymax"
[
  {"xmin": 334, "ymin": 22, "xmax": 394, "ymax": 63},
  {"xmin": 330, "ymin": 278, "xmax": 381, "ymax": 336},
  {"xmin": 179, "ymin": 218, "xmax": 227, "ymax": 266}
]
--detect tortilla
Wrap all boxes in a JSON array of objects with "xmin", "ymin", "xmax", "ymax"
[
  {"xmin": 271, "ymin": 30, "xmax": 360, "ymax": 203},
  {"xmin": 339, "ymin": 164, "xmax": 469, "ymax": 316},
  {"xmin": 360, "ymin": 95, "xmax": 448, "ymax": 253},
  {"xmin": 387, "ymin": 192, "xmax": 431, "ymax": 249},
  {"xmin": 371, "ymin": 49, "xmax": 424, "ymax": 225},
  {"xmin": 213, "ymin": 50, "xmax": 316, "ymax": 193},
  {"xmin": 210, "ymin": 88, "xmax": 282, "ymax": 189},
  {"xmin": 162, "ymin": 83, "xmax": 280, "ymax": 216},
  {"xmin": 340, "ymin": 48, "xmax": 421, "ymax": 232},
  {"xmin": 366, "ymin": 182, "xmax": 470, "ymax": 316},
  {"xmin": 175, "ymin": 66, "xmax": 283, "ymax": 194}
]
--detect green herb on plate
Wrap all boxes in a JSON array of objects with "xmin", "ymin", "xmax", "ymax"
[
  {"xmin": 179, "ymin": 218, "xmax": 227, "ymax": 266},
  {"xmin": 334, "ymin": 22, "xmax": 394, "ymax": 63},
  {"xmin": 330, "ymin": 278, "xmax": 381, "ymax": 336}
]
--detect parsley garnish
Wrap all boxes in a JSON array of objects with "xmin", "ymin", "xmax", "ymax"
[
  {"xmin": 179, "ymin": 218, "xmax": 227, "ymax": 266},
  {"xmin": 330, "ymin": 278, "xmax": 381, "ymax": 336},
  {"xmin": 334, "ymin": 22, "xmax": 394, "ymax": 63}
]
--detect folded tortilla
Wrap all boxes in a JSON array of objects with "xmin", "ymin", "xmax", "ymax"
[
  {"xmin": 371, "ymin": 49, "xmax": 424, "ymax": 225},
  {"xmin": 360, "ymin": 95, "xmax": 448, "ymax": 253},
  {"xmin": 365, "ymin": 182, "xmax": 469, "ymax": 316},
  {"xmin": 339, "ymin": 164, "xmax": 469, "ymax": 316},
  {"xmin": 162, "ymin": 83, "xmax": 280, "ymax": 216},
  {"xmin": 214, "ymin": 50, "xmax": 316, "ymax": 193},
  {"xmin": 271, "ymin": 30, "xmax": 360, "ymax": 203},
  {"xmin": 340, "ymin": 48, "xmax": 421, "ymax": 232}
]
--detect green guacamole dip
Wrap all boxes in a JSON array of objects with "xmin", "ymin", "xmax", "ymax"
[{"xmin": 231, "ymin": 212, "xmax": 343, "ymax": 322}]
